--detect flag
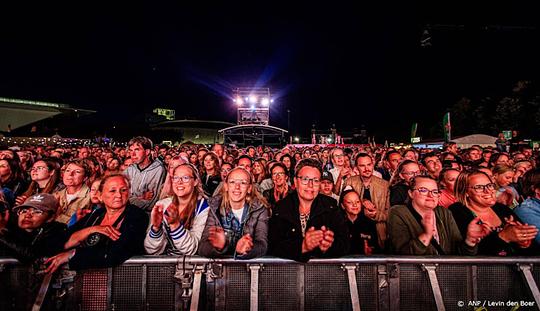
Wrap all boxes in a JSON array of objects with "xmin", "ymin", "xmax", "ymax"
[
  {"xmin": 443, "ymin": 112, "xmax": 451, "ymax": 142},
  {"xmin": 411, "ymin": 122, "xmax": 418, "ymax": 140}
]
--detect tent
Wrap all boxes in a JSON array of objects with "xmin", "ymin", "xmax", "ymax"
[{"xmin": 451, "ymin": 134, "xmax": 497, "ymax": 148}]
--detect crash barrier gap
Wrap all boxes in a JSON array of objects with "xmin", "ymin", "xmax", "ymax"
[{"xmin": 1, "ymin": 256, "xmax": 540, "ymax": 311}]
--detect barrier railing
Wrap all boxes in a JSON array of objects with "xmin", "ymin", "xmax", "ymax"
[{"xmin": 1, "ymin": 256, "xmax": 540, "ymax": 311}]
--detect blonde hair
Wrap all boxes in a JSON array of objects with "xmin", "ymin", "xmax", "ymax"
[
  {"xmin": 453, "ymin": 170, "xmax": 493, "ymax": 206},
  {"xmin": 219, "ymin": 167, "xmax": 269, "ymax": 215}
]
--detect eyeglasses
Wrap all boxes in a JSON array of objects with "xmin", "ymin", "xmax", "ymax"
[
  {"xmin": 172, "ymin": 175, "xmax": 194, "ymax": 183},
  {"xmin": 470, "ymin": 183, "xmax": 496, "ymax": 193},
  {"xmin": 272, "ymin": 172, "xmax": 286, "ymax": 177},
  {"xmin": 31, "ymin": 166, "xmax": 48, "ymax": 172},
  {"xmin": 333, "ymin": 154, "xmax": 344, "ymax": 158},
  {"xmin": 402, "ymin": 171, "xmax": 420, "ymax": 177},
  {"xmin": 17, "ymin": 208, "xmax": 44, "ymax": 216},
  {"xmin": 297, "ymin": 176, "xmax": 321, "ymax": 185},
  {"xmin": 413, "ymin": 187, "xmax": 442, "ymax": 197},
  {"xmin": 227, "ymin": 179, "xmax": 250, "ymax": 188}
]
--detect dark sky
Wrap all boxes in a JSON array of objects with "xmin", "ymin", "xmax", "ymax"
[{"xmin": 0, "ymin": 3, "xmax": 538, "ymax": 141}]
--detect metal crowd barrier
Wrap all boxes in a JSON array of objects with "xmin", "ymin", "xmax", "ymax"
[{"xmin": 1, "ymin": 256, "xmax": 540, "ymax": 311}]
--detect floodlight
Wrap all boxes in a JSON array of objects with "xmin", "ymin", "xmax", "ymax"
[
  {"xmin": 235, "ymin": 97, "xmax": 244, "ymax": 105},
  {"xmin": 261, "ymin": 98, "xmax": 270, "ymax": 106},
  {"xmin": 249, "ymin": 96, "xmax": 258, "ymax": 104}
]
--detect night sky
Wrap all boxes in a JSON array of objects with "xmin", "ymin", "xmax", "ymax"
[{"xmin": 0, "ymin": 3, "xmax": 538, "ymax": 141}]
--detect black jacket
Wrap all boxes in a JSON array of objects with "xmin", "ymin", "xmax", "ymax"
[
  {"xmin": 0, "ymin": 221, "xmax": 68, "ymax": 263},
  {"xmin": 68, "ymin": 205, "xmax": 149, "ymax": 270},
  {"xmin": 268, "ymin": 191, "xmax": 349, "ymax": 262}
]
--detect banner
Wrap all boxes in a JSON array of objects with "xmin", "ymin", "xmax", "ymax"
[{"xmin": 443, "ymin": 112, "xmax": 451, "ymax": 142}]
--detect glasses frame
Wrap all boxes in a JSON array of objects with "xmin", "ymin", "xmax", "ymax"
[{"xmin": 413, "ymin": 187, "xmax": 442, "ymax": 197}]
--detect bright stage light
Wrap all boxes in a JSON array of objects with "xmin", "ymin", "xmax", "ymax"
[
  {"xmin": 294, "ymin": 137, "xmax": 300, "ymax": 142},
  {"xmin": 249, "ymin": 96, "xmax": 257, "ymax": 104},
  {"xmin": 235, "ymin": 97, "xmax": 244, "ymax": 105},
  {"xmin": 261, "ymin": 98, "xmax": 270, "ymax": 106}
]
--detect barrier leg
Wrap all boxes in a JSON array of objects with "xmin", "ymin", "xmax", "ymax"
[
  {"xmin": 342, "ymin": 264, "xmax": 361, "ymax": 311},
  {"xmin": 248, "ymin": 264, "xmax": 263, "ymax": 311},
  {"xmin": 421, "ymin": 264, "xmax": 445, "ymax": 311},
  {"xmin": 190, "ymin": 265, "xmax": 205, "ymax": 311},
  {"xmin": 517, "ymin": 264, "xmax": 540, "ymax": 307}
]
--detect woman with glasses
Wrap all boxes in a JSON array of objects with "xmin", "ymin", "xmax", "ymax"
[
  {"xmin": 389, "ymin": 160, "xmax": 420, "ymax": 206},
  {"xmin": 263, "ymin": 163, "xmax": 293, "ymax": 208},
  {"xmin": 199, "ymin": 167, "xmax": 270, "ymax": 259},
  {"xmin": 388, "ymin": 176, "xmax": 488, "ymax": 255},
  {"xmin": 16, "ymin": 158, "xmax": 61, "ymax": 205},
  {"xmin": 449, "ymin": 170, "xmax": 538, "ymax": 256},
  {"xmin": 159, "ymin": 155, "xmax": 188, "ymax": 200},
  {"xmin": 0, "ymin": 193, "xmax": 67, "ymax": 264},
  {"xmin": 145, "ymin": 164, "xmax": 209, "ymax": 255}
]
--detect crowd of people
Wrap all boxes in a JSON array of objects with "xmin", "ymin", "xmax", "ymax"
[{"xmin": 0, "ymin": 137, "xmax": 539, "ymax": 273}]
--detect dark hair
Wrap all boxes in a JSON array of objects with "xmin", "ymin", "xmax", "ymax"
[
  {"xmin": 64, "ymin": 159, "xmax": 92, "ymax": 178},
  {"xmin": 421, "ymin": 152, "xmax": 439, "ymax": 166},
  {"xmin": 489, "ymin": 153, "xmax": 509, "ymax": 168},
  {"xmin": 438, "ymin": 168, "xmax": 460, "ymax": 189},
  {"xmin": 385, "ymin": 150, "xmax": 401, "ymax": 161},
  {"xmin": 128, "ymin": 136, "xmax": 153, "ymax": 150},
  {"xmin": 235, "ymin": 155, "xmax": 253, "ymax": 167},
  {"xmin": 408, "ymin": 175, "xmax": 437, "ymax": 191},
  {"xmin": 294, "ymin": 158, "xmax": 322, "ymax": 177},
  {"xmin": 354, "ymin": 153, "xmax": 372, "ymax": 166},
  {"xmin": 270, "ymin": 162, "xmax": 289, "ymax": 176},
  {"xmin": 22, "ymin": 158, "xmax": 61, "ymax": 197},
  {"xmin": 522, "ymin": 168, "xmax": 540, "ymax": 198},
  {"xmin": 339, "ymin": 189, "xmax": 359, "ymax": 207},
  {"xmin": 202, "ymin": 152, "xmax": 221, "ymax": 176}
]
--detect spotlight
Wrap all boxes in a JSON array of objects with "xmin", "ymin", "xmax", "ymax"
[
  {"xmin": 249, "ymin": 96, "xmax": 257, "ymax": 104},
  {"xmin": 261, "ymin": 98, "xmax": 270, "ymax": 106}
]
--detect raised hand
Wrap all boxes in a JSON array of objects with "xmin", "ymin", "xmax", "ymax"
[
  {"xmin": 235, "ymin": 234, "xmax": 253, "ymax": 255},
  {"xmin": 362, "ymin": 199, "xmax": 377, "ymax": 220},
  {"xmin": 150, "ymin": 204, "xmax": 165, "ymax": 231},
  {"xmin": 465, "ymin": 217, "xmax": 492, "ymax": 245},
  {"xmin": 302, "ymin": 227, "xmax": 323, "ymax": 253},
  {"xmin": 208, "ymin": 226, "xmax": 226, "ymax": 251},
  {"xmin": 319, "ymin": 226, "xmax": 334, "ymax": 253}
]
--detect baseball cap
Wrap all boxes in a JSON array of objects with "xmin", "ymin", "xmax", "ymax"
[
  {"xmin": 321, "ymin": 171, "xmax": 334, "ymax": 183},
  {"xmin": 14, "ymin": 193, "xmax": 59, "ymax": 214}
]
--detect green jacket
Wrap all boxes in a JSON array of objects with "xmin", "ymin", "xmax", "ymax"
[{"xmin": 388, "ymin": 204, "xmax": 477, "ymax": 256}]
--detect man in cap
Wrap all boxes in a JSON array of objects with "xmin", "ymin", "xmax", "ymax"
[{"xmin": 0, "ymin": 194, "xmax": 68, "ymax": 263}]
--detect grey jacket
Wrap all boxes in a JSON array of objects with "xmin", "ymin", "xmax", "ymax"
[
  {"xmin": 124, "ymin": 159, "xmax": 167, "ymax": 212},
  {"xmin": 198, "ymin": 195, "xmax": 270, "ymax": 259}
]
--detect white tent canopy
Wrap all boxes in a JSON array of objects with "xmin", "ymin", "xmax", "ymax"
[{"xmin": 451, "ymin": 134, "xmax": 497, "ymax": 148}]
